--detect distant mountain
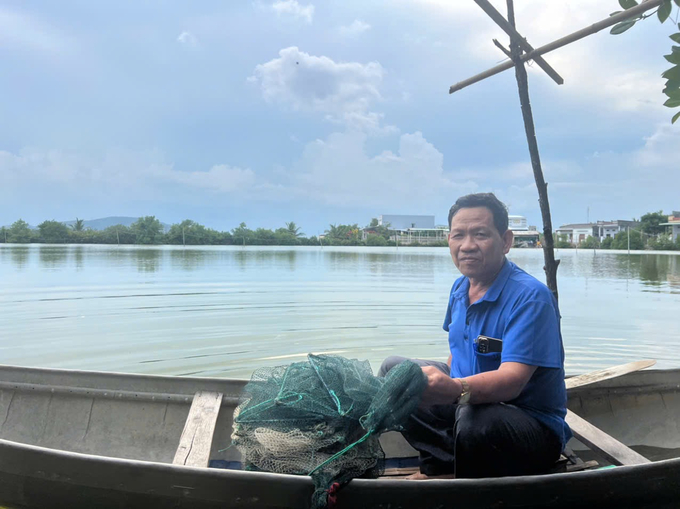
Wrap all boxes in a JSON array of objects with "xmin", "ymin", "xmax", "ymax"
[{"xmin": 62, "ymin": 217, "xmax": 172, "ymax": 232}]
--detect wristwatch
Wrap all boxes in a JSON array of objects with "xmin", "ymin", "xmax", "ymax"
[{"xmin": 455, "ymin": 378, "xmax": 471, "ymax": 405}]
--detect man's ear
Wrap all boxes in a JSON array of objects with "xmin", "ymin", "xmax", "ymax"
[{"xmin": 502, "ymin": 229, "xmax": 514, "ymax": 254}]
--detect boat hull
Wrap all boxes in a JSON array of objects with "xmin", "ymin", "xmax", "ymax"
[
  {"xmin": 0, "ymin": 365, "xmax": 679, "ymax": 508},
  {"xmin": 2, "ymin": 439, "xmax": 680, "ymax": 509}
]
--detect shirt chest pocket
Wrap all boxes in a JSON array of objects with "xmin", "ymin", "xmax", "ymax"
[{"xmin": 473, "ymin": 350, "xmax": 502, "ymax": 373}]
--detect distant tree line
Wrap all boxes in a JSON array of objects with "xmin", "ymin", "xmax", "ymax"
[
  {"xmin": 0, "ymin": 216, "xmax": 399, "ymax": 247},
  {"xmin": 3, "ymin": 211, "xmax": 676, "ymax": 250}
]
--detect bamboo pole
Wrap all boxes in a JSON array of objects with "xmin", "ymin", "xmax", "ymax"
[
  {"xmin": 473, "ymin": 0, "xmax": 563, "ymax": 85},
  {"xmin": 450, "ymin": 0, "xmax": 663, "ymax": 94},
  {"xmin": 506, "ymin": 0, "xmax": 560, "ymax": 300}
]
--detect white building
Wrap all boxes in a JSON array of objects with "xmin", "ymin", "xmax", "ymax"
[
  {"xmin": 367, "ymin": 214, "xmax": 444, "ymax": 245},
  {"xmin": 507, "ymin": 215, "xmax": 538, "ymax": 247},
  {"xmin": 378, "ymin": 215, "xmax": 434, "ymax": 230},
  {"xmin": 555, "ymin": 223, "xmax": 595, "ymax": 244},
  {"xmin": 593, "ymin": 220, "xmax": 638, "ymax": 241},
  {"xmin": 508, "ymin": 215, "xmax": 528, "ymax": 231},
  {"xmin": 660, "ymin": 211, "xmax": 680, "ymax": 241},
  {"xmin": 557, "ymin": 219, "xmax": 639, "ymax": 245}
]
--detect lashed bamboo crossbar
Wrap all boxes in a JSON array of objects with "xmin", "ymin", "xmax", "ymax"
[
  {"xmin": 450, "ymin": 0, "xmax": 664, "ymax": 93},
  {"xmin": 473, "ymin": 0, "xmax": 563, "ymax": 85}
]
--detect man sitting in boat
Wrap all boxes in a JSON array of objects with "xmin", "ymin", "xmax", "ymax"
[{"xmin": 379, "ymin": 192, "xmax": 571, "ymax": 478}]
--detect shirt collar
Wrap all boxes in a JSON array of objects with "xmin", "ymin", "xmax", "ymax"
[{"xmin": 452, "ymin": 258, "xmax": 512, "ymax": 304}]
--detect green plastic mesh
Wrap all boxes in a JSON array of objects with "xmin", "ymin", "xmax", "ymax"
[{"xmin": 231, "ymin": 354, "xmax": 426, "ymax": 508}]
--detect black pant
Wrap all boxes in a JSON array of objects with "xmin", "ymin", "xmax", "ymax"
[{"xmin": 378, "ymin": 356, "xmax": 562, "ymax": 478}]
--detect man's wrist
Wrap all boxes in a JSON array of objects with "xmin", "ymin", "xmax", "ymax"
[{"xmin": 454, "ymin": 377, "xmax": 471, "ymax": 404}]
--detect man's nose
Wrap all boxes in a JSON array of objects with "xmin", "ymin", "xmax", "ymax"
[{"xmin": 460, "ymin": 235, "xmax": 476, "ymax": 250}]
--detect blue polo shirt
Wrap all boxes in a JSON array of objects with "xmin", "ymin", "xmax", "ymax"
[{"xmin": 443, "ymin": 259, "xmax": 572, "ymax": 448}]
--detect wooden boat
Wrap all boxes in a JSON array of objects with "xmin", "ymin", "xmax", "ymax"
[{"xmin": 0, "ymin": 363, "xmax": 679, "ymax": 509}]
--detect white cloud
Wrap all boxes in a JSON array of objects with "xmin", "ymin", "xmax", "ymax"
[
  {"xmin": 0, "ymin": 149, "xmax": 257, "ymax": 199},
  {"xmin": 339, "ymin": 19, "xmax": 371, "ymax": 38},
  {"xmin": 408, "ymin": 0, "xmax": 666, "ymax": 115},
  {"xmin": 0, "ymin": 7, "xmax": 72, "ymax": 55},
  {"xmin": 635, "ymin": 124, "xmax": 680, "ymax": 168},
  {"xmin": 156, "ymin": 164, "xmax": 256, "ymax": 193},
  {"xmin": 0, "ymin": 133, "xmax": 472, "ymax": 214},
  {"xmin": 271, "ymin": 0, "xmax": 314, "ymax": 24},
  {"xmin": 250, "ymin": 46, "xmax": 394, "ymax": 132},
  {"xmin": 177, "ymin": 31, "xmax": 198, "ymax": 47},
  {"xmin": 290, "ymin": 130, "xmax": 476, "ymax": 208}
]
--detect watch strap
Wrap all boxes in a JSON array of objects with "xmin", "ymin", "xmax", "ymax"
[{"xmin": 456, "ymin": 378, "xmax": 471, "ymax": 404}]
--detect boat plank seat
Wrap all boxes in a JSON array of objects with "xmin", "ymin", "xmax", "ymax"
[
  {"xmin": 173, "ymin": 391, "xmax": 223, "ymax": 468},
  {"xmin": 566, "ymin": 409, "xmax": 651, "ymax": 466}
]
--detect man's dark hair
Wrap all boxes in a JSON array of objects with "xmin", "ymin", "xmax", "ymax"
[{"xmin": 448, "ymin": 193, "xmax": 509, "ymax": 234}]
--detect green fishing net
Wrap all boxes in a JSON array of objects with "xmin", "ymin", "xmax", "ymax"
[{"xmin": 231, "ymin": 354, "xmax": 426, "ymax": 508}]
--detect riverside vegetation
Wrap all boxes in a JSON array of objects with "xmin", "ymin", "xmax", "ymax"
[
  {"xmin": 1, "ymin": 213, "xmax": 678, "ymax": 250},
  {"xmin": 0, "ymin": 217, "xmax": 400, "ymax": 247}
]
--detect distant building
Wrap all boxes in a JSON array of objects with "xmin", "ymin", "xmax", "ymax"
[
  {"xmin": 378, "ymin": 215, "xmax": 435, "ymax": 229},
  {"xmin": 555, "ymin": 223, "xmax": 595, "ymax": 244},
  {"xmin": 366, "ymin": 215, "xmax": 444, "ymax": 245},
  {"xmin": 508, "ymin": 215, "xmax": 538, "ymax": 247},
  {"xmin": 556, "ymin": 219, "xmax": 638, "ymax": 244},
  {"xmin": 660, "ymin": 211, "xmax": 680, "ymax": 241},
  {"xmin": 593, "ymin": 220, "xmax": 638, "ymax": 241},
  {"xmin": 508, "ymin": 215, "xmax": 528, "ymax": 231}
]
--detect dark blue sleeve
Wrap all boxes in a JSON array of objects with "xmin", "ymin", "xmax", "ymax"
[
  {"xmin": 500, "ymin": 299, "xmax": 563, "ymax": 369},
  {"xmin": 442, "ymin": 280, "xmax": 461, "ymax": 332}
]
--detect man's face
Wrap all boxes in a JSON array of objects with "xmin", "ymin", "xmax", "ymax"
[{"xmin": 448, "ymin": 207, "xmax": 513, "ymax": 282}]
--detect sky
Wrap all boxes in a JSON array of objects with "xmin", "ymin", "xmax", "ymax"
[{"xmin": 1, "ymin": 0, "xmax": 679, "ymax": 236}]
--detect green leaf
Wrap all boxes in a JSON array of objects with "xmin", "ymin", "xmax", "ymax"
[
  {"xmin": 664, "ymin": 97, "xmax": 680, "ymax": 108},
  {"xmin": 672, "ymin": 111, "xmax": 680, "ymax": 124},
  {"xmin": 672, "ymin": 46, "xmax": 680, "ymax": 53},
  {"xmin": 664, "ymin": 88, "xmax": 680, "ymax": 100},
  {"xmin": 610, "ymin": 20, "xmax": 637, "ymax": 34},
  {"xmin": 662, "ymin": 64, "xmax": 680, "ymax": 81},
  {"xmin": 664, "ymin": 77, "xmax": 680, "ymax": 94},
  {"xmin": 619, "ymin": 0, "xmax": 638, "ymax": 8},
  {"xmin": 671, "ymin": 33, "xmax": 680, "ymax": 43},
  {"xmin": 665, "ymin": 52, "xmax": 680, "ymax": 65},
  {"xmin": 675, "ymin": 0, "xmax": 680, "ymax": 7},
  {"xmin": 658, "ymin": 0, "xmax": 672, "ymax": 23}
]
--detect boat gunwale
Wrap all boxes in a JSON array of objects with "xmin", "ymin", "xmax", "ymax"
[{"xmin": 2, "ymin": 435, "xmax": 679, "ymax": 487}]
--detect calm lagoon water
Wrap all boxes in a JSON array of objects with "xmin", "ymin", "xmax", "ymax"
[{"xmin": 1, "ymin": 244, "xmax": 679, "ymax": 378}]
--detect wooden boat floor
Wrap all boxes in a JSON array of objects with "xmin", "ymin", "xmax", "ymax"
[{"xmin": 576, "ymin": 445, "xmax": 680, "ymax": 464}]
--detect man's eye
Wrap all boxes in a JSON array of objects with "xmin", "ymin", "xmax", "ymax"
[
  {"xmin": 475, "ymin": 233, "xmax": 488, "ymax": 238},
  {"xmin": 452, "ymin": 234, "xmax": 463, "ymax": 239}
]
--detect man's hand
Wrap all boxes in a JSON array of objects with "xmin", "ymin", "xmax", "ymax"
[
  {"xmin": 419, "ymin": 366, "xmax": 463, "ymax": 407},
  {"xmin": 419, "ymin": 362, "xmax": 537, "ymax": 408}
]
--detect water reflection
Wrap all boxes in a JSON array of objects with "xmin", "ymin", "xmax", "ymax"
[
  {"xmin": 170, "ymin": 249, "xmax": 206, "ymax": 271},
  {"xmin": 234, "ymin": 249, "xmax": 248, "ymax": 271},
  {"xmin": 639, "ymin": 255, "xmax": 679, "ymax": 288},
  {"xmin": 3, "ymin": 246, "xmax": 31, "ymax": 270},
  {"xmin": 133, "ymin": 249, "xmax": 162, "ymax": 272},
  {"xmin": 327, "ymin": 251, "xmax": 361, "ymax": 273},
  {"xmin": 267, "ymin": 250, "xmax": 297, "ymax": 271},
  {"xmin": 601, "ymin": 254, "xmax": 680, "ymax": 289},
  {"xmin": 73, "ymin": 246, "xmax": 85, "ymax": 271},
  {"xmin": 531, "ymin": 251, "xmax": 680, "ymax": 288},
  {"xmin": 39, "ymin": 246, "xmax": 69, "ymax": 268},
  {"xmin": 231, "ymin": 249, "xmax": 300, "ymax": 272},
  {"xmin": 1, "ymin": 246, "xmax": 680, "ymax": 376}
]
